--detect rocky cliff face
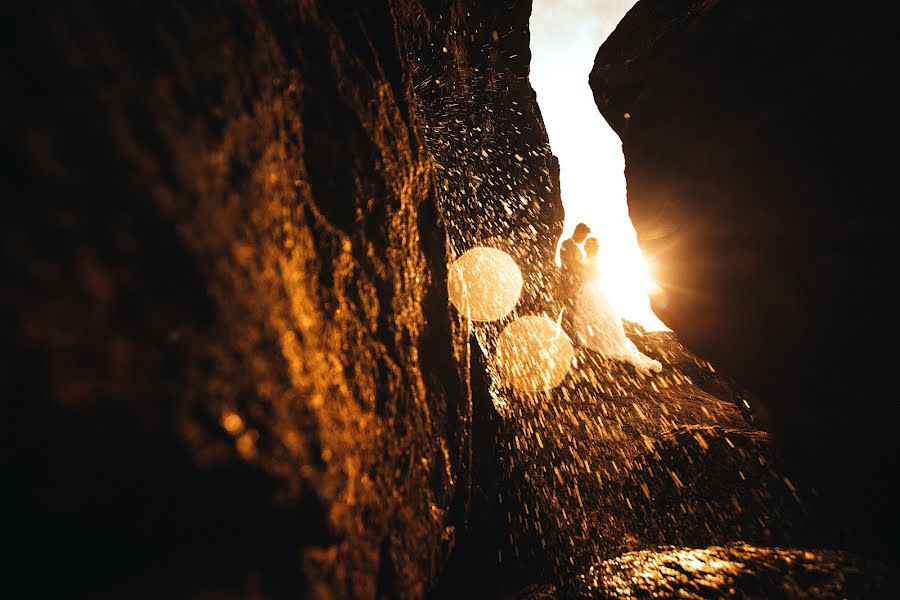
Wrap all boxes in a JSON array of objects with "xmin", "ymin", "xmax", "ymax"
[
  {"xmin": 1, "ymin": 1, "xmax": 560, "ymax": 597},
  {"xmin": 591, "ymin": 0, "xmax": 900, "ymax": 562}
]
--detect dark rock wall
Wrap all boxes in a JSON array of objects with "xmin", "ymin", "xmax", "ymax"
[
  {"xmin": 591, "ymin": 0, "xmax": 900, "ymax": 561},
  {"xmin": 1, "ymin": 1, "xmax": 559, "ymax": 597},
  {"xmin": 406, "ymin": 0, "xmax": 564, "ymax": 302}
]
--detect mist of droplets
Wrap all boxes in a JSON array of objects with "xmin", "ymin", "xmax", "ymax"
[{"xmin": 407, "ymin": 5, "xmax": 796, "ymax": 588}]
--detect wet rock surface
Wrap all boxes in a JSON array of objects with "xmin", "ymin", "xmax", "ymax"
[
  {"xmin": 591, "ymin": 0, "xmax": 900, "ymax": 565},
  {"xmin": 578, "ymin": 543, "xmax": 889, "ymax": 599},
  {"xmin": 495, "ymin": 333, "xmax": 781, "ymax": 576},
  {"xmin": 430, "ymin": 318, "xmax": 890, "ymax": 598},
  {"xmin": 3, "ymin": 0, "xmax": 569, "ymax": 597},
  {"xmin": 1, "ymin": 1, "xmax": 548, "ymax": 596},
  {"xmin": 453, "ymin": 327, "xmax": 890, "ymax": 598}
]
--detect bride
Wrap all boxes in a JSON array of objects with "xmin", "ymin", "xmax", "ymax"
[{"xmin": 563, "ymin": 232, "xmax": 662, "ymax": 375}]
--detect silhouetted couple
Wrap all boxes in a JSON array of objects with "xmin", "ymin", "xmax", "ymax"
[
  {"xmin": 558, "ymin": 222, "xmax": 662, "ymax": 375},
  {"xmin": 559, "ymin": 222, "xmax": 599, "ymax": 318},
  {"xmin": 560, "ymin": 223, "xmax": 598, "ymax": 281}
]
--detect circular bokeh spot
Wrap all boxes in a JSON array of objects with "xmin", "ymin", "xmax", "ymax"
[
  {"xmin": 448, "ymin": 246, "xmax": 523, "ymax": 322},
  {"xmin": 493, "ymin": 315, "xmax": 574, "ymax": 392}
]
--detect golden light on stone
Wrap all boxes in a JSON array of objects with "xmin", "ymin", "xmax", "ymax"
[
  {"xmin": 448, "ymin": 246, "xmax": 523, "ymax": 322},
  {"xmin": 493, "ymin": 315, "xmax": 574, "ymax": 392}
]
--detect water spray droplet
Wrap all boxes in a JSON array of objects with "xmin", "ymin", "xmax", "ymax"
[
  {"xmin": 448, "ymin": 246, "xmax": 523, "ymax": 321},
  {"xmin": 494, "ymin": 315, "xmax": 574, "ymax": 392}
]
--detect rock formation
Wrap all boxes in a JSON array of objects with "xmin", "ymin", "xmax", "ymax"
[
  {"xmin": 1, "ymin": 1, "xmax": 560, "ymax": 596},
  {"xmin": 592, "ymin": 0, "xmax": 900, "ymax": 564},
  {"xmin": 3, "ymin": 0, "xmax": 896, "ymax": 596},
  {"xmin": 435, "ymin": 318, "xmax": 891, "ymax": 597}
]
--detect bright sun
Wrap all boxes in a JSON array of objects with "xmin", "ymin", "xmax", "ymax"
[{"xmin": 595, "ymin": 249, "xmax": 665, "ymax": 330}]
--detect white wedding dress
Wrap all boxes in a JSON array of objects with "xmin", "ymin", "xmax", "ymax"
[{"xmin": 571, "ymin": 279, "xmax": 662, "ymax": 375}]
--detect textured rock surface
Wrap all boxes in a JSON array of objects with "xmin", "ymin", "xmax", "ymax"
[
  {"xmin": 436, "ymin": 323, "xmax": 890, "ymax": 598},
  {"xmin": 591, "ymin": 0, "xmax": 900, "ymax": 562},
  {"xmin": 577, "ymin": 543, "xmax": 889, "ymax": 599},
  {"xmin": 0, "ymin": 1, "xmax": 560, "ymax": 597},
  {"xmin": 492, "ymin": 332, "xmax": 781, "ymax": 576}
]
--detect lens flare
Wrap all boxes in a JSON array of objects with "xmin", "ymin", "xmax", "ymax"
[
  {"xmin": 493, "ymin": 315, "xmax": 574, "ymax": 392},
  {"xmin": 594, "ymin": 249, "xmax": 667, "ymax": 331},
  {"xmin": 448, "ymin": 246, "xmax": 523, "ymax": 322}
]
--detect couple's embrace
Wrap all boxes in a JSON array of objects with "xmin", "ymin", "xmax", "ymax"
[{"xmin": 558, "ymin": 223, "xmax": 662, "ymax": 375}]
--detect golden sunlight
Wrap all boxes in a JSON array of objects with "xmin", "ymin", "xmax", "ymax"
[{"xmin": 530, "ymin": 0, "xmax": 667, "ymax": 331}]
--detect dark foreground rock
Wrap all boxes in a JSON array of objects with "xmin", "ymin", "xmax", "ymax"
[
  {"xmin": 591, "ymin": 0, "xmax": 900, "ymax": 563},
  {"xmin": 1, "ymin": 1, "xmax": 561, "ymax": 597}
]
